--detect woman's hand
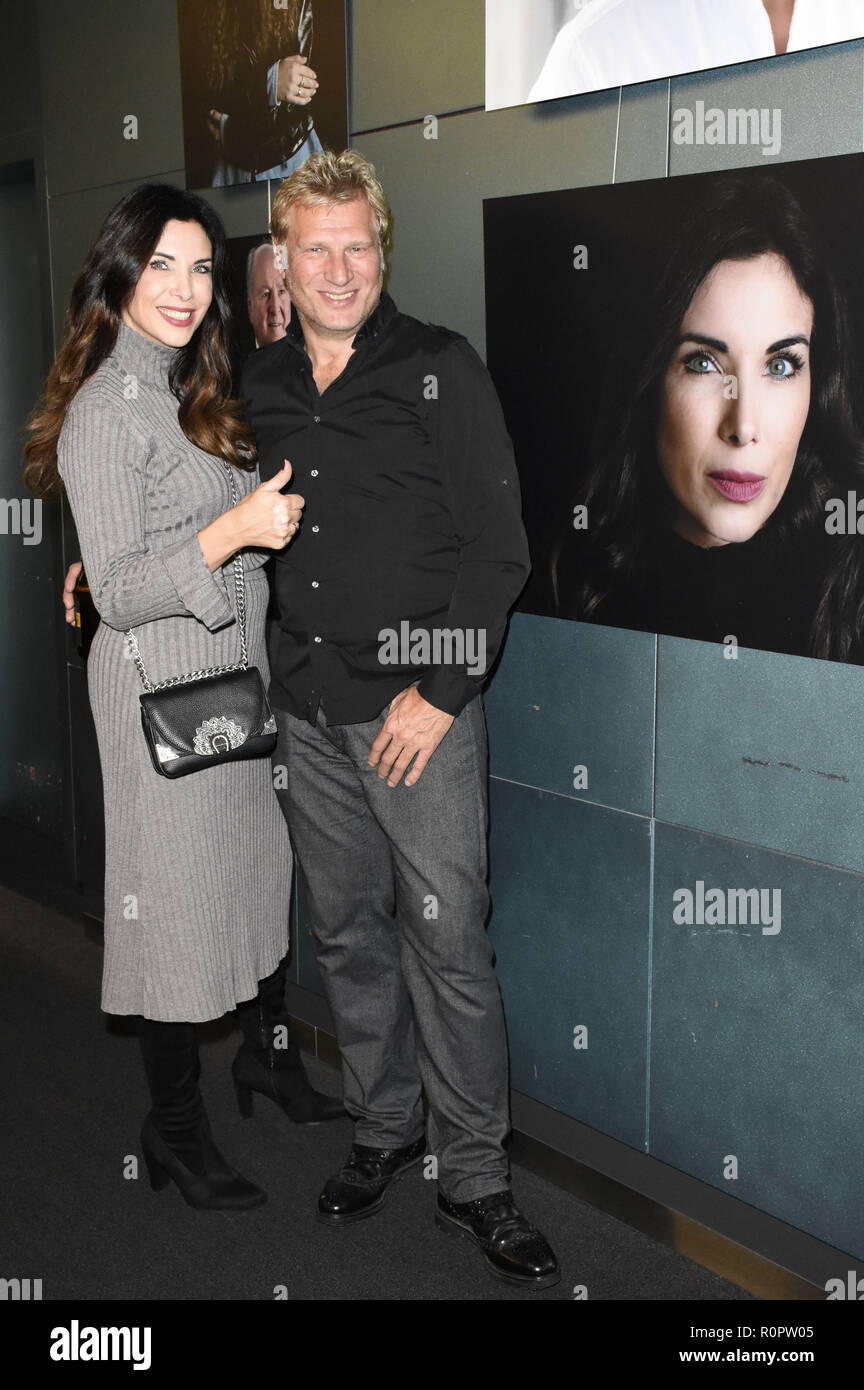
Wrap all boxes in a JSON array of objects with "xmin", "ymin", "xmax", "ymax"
[
  {"xmin": 276, "ymin": 55, "xmax": 318, "ymax": 105},
  {"xmin": 63, "ymin": 560, "xmax": 84, "ymax": 625},
  {"xmin": 198, "ymin": 461, "xmax": 304, "ymax": 571},
  {"xmin": 231, "ymin": 461, "xmax": 304, "ymax": 549}
]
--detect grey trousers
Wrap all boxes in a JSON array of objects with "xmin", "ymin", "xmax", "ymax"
[{"xmin": 271, "ymin": 695, "xmax": 511, "ymax": 1202}]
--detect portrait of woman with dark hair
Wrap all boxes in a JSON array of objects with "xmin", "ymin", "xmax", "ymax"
[
  {"xmin": 552, "ymin": 173, "xmax": 864, "ymax": 663},
  {"xmin": 24, "ymin": 182, "xmax": 341, "ymax": 1213}
]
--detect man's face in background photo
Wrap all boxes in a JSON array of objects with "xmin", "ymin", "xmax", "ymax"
[{"xmin": 247, "ymin": 243, "xmax": 290, "ymax": 345}]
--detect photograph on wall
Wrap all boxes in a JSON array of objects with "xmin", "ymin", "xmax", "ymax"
[
  {"xmin": 177, "ymin": 0, "xmax": 348, "ymax": 189},
  {"xmin": 484, "ymin": 150, "xmax": 864, "ymax": 665},
  {"xmin": 486, "ymin": 1, "xmax": 864, "ymax": 111},
  {"xmin": 227, "ymin": 233, "xmax": 292, "ymax": 362}
]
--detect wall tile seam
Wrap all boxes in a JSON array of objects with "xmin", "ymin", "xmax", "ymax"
[
  {"xmin": 488, "ymin": 772, "xmax": 651, "ymax": 822},
  {"xmin": 651, "ymin": 815, "xmax": 864, "ymax": 880},
  {"xmin": 350, "ymin": 104, "xmax": 484, "ymax": 138},
  {"xmin": 45, "ymin": 171, "xmax": 189, "ymax": 203},
  {"xmin": 507, "ymin": 1103, "xmax": 852, "ymax": 1261},
  {"xmin": 644, "ymin": 817, "xmax": 655, "ymax": 1154},
  {"xmin": 0, "ymin": 125, "xmax": 43, "ymax": 142},
  {"xmin": 610, "ymin": 86, "xmax": 623, "ymax": 183},
  {"xmin": 489, "ymin": 773, "xmax": 864, "ymax": 878}
]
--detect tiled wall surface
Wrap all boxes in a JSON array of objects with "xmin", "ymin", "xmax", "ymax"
[
  {"xmin": 487, "ymin": 613, "xmax": 864, "ymax": 1258},
  {"xmin": 485, "ymin": 613, "xmax": 864, "ymax": 1259},
  {"xmin": 20, "ymin": 0, "xmax": 864, "ymax": 1258}
]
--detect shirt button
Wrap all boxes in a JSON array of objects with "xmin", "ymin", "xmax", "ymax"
[
  {"xmin": 313, "ymin": 635, "xmax": 322, "ymax": 644},
  {"xmin": 312, "ymin": 525, "xmax": 320, "ymax": 533},
  {"xmin": 310, "ymin": 469, "xmax": 318, "ymax": 477},
  {"xmin": 312, "ymin": 580, "xmax": 319, "ymax": 588}
]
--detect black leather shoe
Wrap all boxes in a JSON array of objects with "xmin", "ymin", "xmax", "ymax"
[
  {"xmin": 436, "ymin": 1189, "xmax": 560, "ymax": 1288},
  {"xmin": 317, "ymin": 1138, "xmax": 426, "ymax": 1225}
]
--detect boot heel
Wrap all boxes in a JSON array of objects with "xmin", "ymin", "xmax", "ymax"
[
  {"xmin": 139, "ymin": 1113, "xmax": 266, "ymax": 1210},
  {"xmin": 143, "ymin": 1146, "xmax": 170, "ymax": 1192},
  {"xmin": 234, "ymin": 1077, "xmax": 254, "ymax": 1118}
]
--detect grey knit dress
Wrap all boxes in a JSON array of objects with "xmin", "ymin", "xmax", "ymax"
[{"xmin": 57, "ymin": 321, "xmax": 292, "ymax": 1022}]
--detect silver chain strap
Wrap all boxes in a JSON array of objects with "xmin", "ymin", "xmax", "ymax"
[{"xmin": 124, "ymin": 461, "xmax": 249, "ymax": 693}]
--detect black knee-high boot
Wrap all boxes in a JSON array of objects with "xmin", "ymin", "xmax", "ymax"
[
  {"xmin": 232, "ymin": 957, "xmax": 345, "ymax": 1124},
  {"xmin": 138, "ymin": 1018, "xmax": 266, "ymax": 1210}
]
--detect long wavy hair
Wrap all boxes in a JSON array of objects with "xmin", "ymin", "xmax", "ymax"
[
  {"xmin": 24, "ymin": 183, "xmax": 255, "ymax": 500},
  {"xmin": 201, "ymin": 0, "xmax": 311, "ymax": 89},
  {"xmin": 557, "ymin": 174, "xmax": 864, "ymax": 661}
]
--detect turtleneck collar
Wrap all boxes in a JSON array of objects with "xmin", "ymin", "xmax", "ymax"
[{"xmin": 110, "ymin": 319, "xmax": 178, "ymax": 386}]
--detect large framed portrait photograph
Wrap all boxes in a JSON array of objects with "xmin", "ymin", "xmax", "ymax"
[
  {"xmin": 177, "ymin": 0, "xmax": 349, "ymax": 189},
  {"xmin": 486, "ymin": 1, "xmax": 864, "ymax": 111},
  {"xmin": 484, "ymin": 151, "xmax": 864, "ymax": 666}
]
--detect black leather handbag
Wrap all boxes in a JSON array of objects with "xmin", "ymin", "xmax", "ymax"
[{"xmin": 124, "ymin": 461, "xmax": 277, "ymax": 779}]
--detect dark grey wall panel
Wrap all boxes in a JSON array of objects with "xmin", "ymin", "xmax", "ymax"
[
  {"xmin": 0, "ymin": 1, "xmax": 41, "ymax": 138},
  {"xmin": 656, "ymin": 636, "xmax": 864, "ymax": 874},
  {"xmin": 352, "ymin": 0, "xmax": 484, "ymax": 132},
  {"xmin": 614, "ymin": 79, "xmax": 670, "ymax": 183},
  {"xmin": 669, "ymin": 44, "xmax": 863, "ymax": 176},
  {"xmin": 0, "ymin": 173, "xmax": 64, "ymax": 838},
  {"xmin": 38, "ymin": 0, "xmax": 185, "ymax": 197},
  {"xmin": 360, "ymin": 96, "xmax": 618, "ymax": 354},
  {"xmin": 194, "ymin": 180, "xmax": 272, "ymax": 240},
  {"xmin": 485, "ymin": 614, "xmax": 655, "ymax": 816},
  {"xmin": 650, "ymin": 820, "xmax": 864, "ymax": 1260},
  {"xmin": 489, "ymin": 780, "xmax": 651, "ymax": 1149}
]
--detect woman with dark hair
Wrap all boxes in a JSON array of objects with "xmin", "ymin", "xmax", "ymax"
[
  {"xmin": 25, "ymin": 182, "xmax": 341, "ymax": 1212},
  {"xmin": 555, "ymin": 174, "xmax": 864, "ymax": 662}
]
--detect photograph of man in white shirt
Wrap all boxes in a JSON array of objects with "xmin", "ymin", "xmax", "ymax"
[{"xmin": 486, "ymin": 1, "xmax": 864, "ymax": 110}]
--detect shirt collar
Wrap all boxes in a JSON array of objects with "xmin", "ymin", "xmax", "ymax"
[{"xmin": 285, "ymin": 290, "xmax": 397, "ymax": 356}]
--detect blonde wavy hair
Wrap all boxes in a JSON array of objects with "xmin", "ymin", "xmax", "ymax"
[{"xmin": 270, "ymin": 150, "xmax": 392, "ymax": 263}]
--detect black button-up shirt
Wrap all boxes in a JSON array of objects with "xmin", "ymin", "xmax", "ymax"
[{"xmin": 240, "ymin": 292, "xmax": 530, "ymax": 725}]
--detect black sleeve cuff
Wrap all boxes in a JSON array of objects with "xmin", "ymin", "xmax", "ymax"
[{"xmin": 417, "ymin": 668, "xmax": 482, "ymax": 718}]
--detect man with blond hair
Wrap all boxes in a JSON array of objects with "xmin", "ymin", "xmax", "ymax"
[{"xmin": 241, "ymin": 149, "xmax": 559, "ymax": 1289}]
